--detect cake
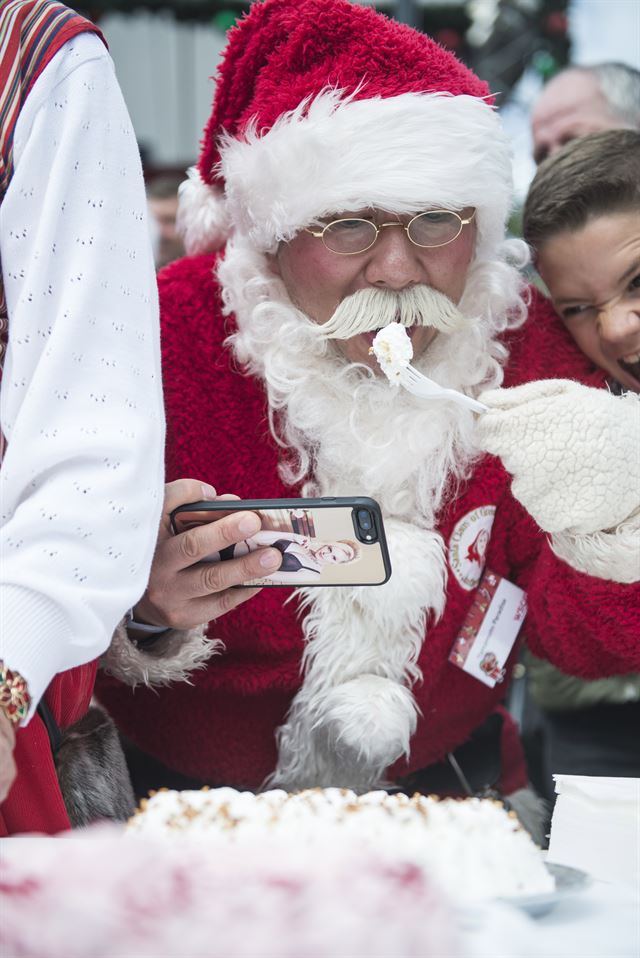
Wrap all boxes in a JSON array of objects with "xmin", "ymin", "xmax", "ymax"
[
  {"xmin": 369, "ymin": 322, "xmax": 413, "ymax": 384},
  {"xmin": 128, "ymin": 787, "xmax": 554, "ymax": 901},
  {"xmin": 0, "ymin": 790, "xmax": 552, "ymax": 957}
]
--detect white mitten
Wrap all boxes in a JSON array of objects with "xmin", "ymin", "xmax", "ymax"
[{"xmin": 476, "ymin": 380, "xmax": 640, "ymax": 536}]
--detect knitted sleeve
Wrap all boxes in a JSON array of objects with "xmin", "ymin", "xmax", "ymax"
[{"xmin": 0, "ymin": 34, "xmax": 165, "ymax": 721}]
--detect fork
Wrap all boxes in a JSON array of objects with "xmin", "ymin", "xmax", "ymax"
[{"xmin": 398, "ymin": 364, "xmax": 487, "ymax": 414}]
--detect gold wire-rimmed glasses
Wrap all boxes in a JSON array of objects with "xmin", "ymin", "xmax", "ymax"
[{"xmin": 305, "ymin": 209, "xmax": 476, "ymax": 255}]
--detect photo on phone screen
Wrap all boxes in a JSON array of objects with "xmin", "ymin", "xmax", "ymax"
[{"xmin": 170, "ymin": 498, "xmax": 391, "ymax": 587}]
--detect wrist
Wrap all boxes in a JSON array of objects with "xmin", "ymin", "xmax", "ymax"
[
  {"xmin": 0, "ymin": 662, "xmax": 31, "ymax": 726},
  {"xmin": 127, "ymin": 605, "xmax": 168, "ymax": 633},
  {"xmin": 124, "ymin": 609, "xmax": 170, "ymax": 648}
]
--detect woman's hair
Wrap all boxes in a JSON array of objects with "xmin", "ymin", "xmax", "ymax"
[
  {"xmin": 523, "ymin": 129, "xmax": 640, "ymax": 258},
  {"xmin": 332, "ymin": 539, "xmax": 361, "ymax": 563}
]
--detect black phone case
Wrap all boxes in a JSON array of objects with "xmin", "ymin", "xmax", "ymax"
[{"xmin": 170, "ymin": 497, "xmax": 392, "ymax": 587}]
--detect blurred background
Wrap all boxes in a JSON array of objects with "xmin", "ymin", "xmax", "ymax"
[{"xmin": 69, "ymin": 0, "xmax": 639, "ymax": 262}]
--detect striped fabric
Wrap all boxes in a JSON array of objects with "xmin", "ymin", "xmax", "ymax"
[
  {"xmin": 0, "ymin": 1, "xmax": 103, "ymax": 386},
  {"xmin": 0, "ymin": 0, "xmax": 103, "ymax": 200}
]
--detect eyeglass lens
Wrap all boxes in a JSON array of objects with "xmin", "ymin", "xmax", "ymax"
[
  {"xmin": 322, "ymin": 219, "xmax": 377, "ymax": 254},
  {"xmin": 408, "ymin": 211, "xmax": 464, "ymax": 248},
  {"xmin": 322, "ymin": 211, "xmax": 464, "ymax": 254}
]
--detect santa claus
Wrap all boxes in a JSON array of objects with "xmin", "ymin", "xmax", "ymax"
[{"xmin": 97, "ymin": 0, "xmax": 639, "ymax": 834}]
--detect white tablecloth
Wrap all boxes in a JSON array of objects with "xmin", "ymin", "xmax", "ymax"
[
  {"xmin": 536, "ymin": 880, "xmax": 639, "ymax": 958},
  {"xmin": 461, "ymin": 879, "xmax": 639, "ymax": 958}
]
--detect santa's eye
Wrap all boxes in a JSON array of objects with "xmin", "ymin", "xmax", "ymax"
[{"xmin": 332, "ymin": 219, "xmax": 370, "ymax": 231}]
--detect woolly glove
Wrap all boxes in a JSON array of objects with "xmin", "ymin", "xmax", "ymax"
[{"xmin": 476, "ymin": 379, "xmax": 640, "ymax": 536}]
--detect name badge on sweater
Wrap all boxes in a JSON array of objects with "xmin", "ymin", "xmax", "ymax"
[{"xmin": 449, "ymin": 570, "xmax": 527, "ymax": 688}]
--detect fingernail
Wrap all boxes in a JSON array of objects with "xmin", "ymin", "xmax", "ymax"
[
  {"xmin": 260, "ymin": 549, "xmax": 281, "ymax": 570},
  {"xmin": 239, "ymin": 514, "xmax": 261, "ymax": 536},
  {"xmin": 201, "ymin": 483, "xmax": 217, "ymax": 500}
]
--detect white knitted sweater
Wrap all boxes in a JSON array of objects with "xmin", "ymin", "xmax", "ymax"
[{"xmin": 0, "ymin": 33, "xmax": 165, "ymax": 721}]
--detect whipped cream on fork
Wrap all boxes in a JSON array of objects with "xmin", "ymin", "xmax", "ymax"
[{"xmin": 369, "ymin": 323, "xmax": 413, "ymax": 385}]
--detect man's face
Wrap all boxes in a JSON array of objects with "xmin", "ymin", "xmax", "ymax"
[
  {"xmin": 269, "ymin": 209, "xmax": 476, "ymax": 370},
  {"xmin": 531, "ymin": 71, "xmax": 624, "ymax": 165},
  {"xmin": 537, "ymin": 211, "xmax": 640, "ymax": 393},
  {"xmin": 148, "ymin": 196, "xmax": 184, "ymax": 268},
  {"xmin": 148, "ymin": 196, "xmax": 178, "ymax": 238}
]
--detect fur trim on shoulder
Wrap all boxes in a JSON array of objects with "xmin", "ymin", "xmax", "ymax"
[
  {"xmin": 551, "ymin": 509, "xmax": 640, "ymax": 584},
  {"xmin": 100, "ymin": 619, "xmax": 222, "ymax": 688},
  {"xmin": 177, "ymin": 167, "xmax": 230, "ymax": 255}
]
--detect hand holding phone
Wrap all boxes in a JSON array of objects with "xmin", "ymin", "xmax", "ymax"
[{"xmin": 130, "ymin": 479, "xmax": 283, "ymax": 632}]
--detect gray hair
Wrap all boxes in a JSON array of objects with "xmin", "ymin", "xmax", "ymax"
[{"xmin": 585, "ymin": 62, "xmax": 640, "ymax": 129}]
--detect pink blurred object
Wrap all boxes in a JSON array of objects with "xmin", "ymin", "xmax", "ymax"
[{"xmin": 0, "ymin": 826, "xmax": 459, "ymax": 958}]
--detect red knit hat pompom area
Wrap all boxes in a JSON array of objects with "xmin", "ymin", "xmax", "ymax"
[
  {"xmin": 199, "ymin": 0, "xmax": 490, "ymax": 188},
  {"xmin": 178, "ymin": 0, "xmax": 512, "ymax": 256}
]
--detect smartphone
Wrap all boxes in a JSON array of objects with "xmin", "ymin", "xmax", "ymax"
[{"xmin": 170, "ymin": 496, "xmax": 392, "ymax": 587}]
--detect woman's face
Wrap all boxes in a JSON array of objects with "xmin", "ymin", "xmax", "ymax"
[
  {"xmin": 536, "ymin": 211, "xmax": 640, "ymax": 393},
  {"xmin": 314, "ymin": 542, "xmax": 355, "ymax": 565},
  {"xmin": 269, "ymin": 209, "xmax": 476, "ymax": 370}
]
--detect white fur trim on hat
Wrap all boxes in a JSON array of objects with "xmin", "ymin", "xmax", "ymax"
[
  {"xmin": 177, "ymin": 167, "xmax": 230, "ymax": 255},
  {"xmin": 218, "ymin": 89, "xmax": 513, "ymax": 254}
]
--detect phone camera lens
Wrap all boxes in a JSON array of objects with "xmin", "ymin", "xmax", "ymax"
[
  {"xmin": 352, "ymin": 507, "xmax": 378, "ymax": 543},
  {"xmin": 357, "ymin": 509, "xmax": 372, "ymax": 531}
]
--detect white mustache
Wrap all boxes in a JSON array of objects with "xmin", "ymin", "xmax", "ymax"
[{"xmin": 316, "ymin": 286, "xmax": 470, "ymax": 341}]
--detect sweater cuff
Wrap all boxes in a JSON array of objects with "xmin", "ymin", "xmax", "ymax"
[
  {"xmin": 0, "ymin": 585, "xmax": 72, "ymax": 724},
  {"xmin": 550, "ymin": 510, "xmax": 640, "ymax": 584},
  {"xmin": 100, "ymin": 618, "xmax": 222, "ymax": 688}
]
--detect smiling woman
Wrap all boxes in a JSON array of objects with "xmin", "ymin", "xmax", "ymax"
[{"xmin": 523, "ymin": 129, "xmax": 640, "ymax": 393}]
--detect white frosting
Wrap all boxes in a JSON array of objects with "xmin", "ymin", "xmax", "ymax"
[
  {"xmin": 370, "ymin": 323, "xmax": 413, "ymax": 384},
  {"xmin": 128, "ymin": 787, "xmax": 554, "ymax": 900}
]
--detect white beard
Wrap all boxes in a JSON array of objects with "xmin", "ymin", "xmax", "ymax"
[{"xmin": 218, "ymin": 237, "xmax": 527, "ymax": 791}]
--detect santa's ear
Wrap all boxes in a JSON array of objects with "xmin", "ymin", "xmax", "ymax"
[{"xmin": 264, "ymin": 249, "xmax": 283, "ymax": 278}]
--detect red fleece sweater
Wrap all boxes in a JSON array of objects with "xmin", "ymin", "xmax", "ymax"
[{"xmin": 97, "ymin": 255, "xmax": 640, "ymax": 790}]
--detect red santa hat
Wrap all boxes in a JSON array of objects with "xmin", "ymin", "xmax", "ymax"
[{"xmin": 178, "ymin": 0, "xmax": 513, "ymax": 256}]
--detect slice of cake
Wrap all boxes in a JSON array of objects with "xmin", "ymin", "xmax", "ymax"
[
  {"xmin": 369, "ymin": 323, "xmax": 413, "ymax": 384},
  {"xmin": 128, "ymin": 787, "xmax": 554, "ymax": 901}
]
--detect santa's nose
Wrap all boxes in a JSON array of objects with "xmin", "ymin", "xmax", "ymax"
[{"xmin": 364, "ymin": 226, "xmax": 425, "ymax": 291}]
